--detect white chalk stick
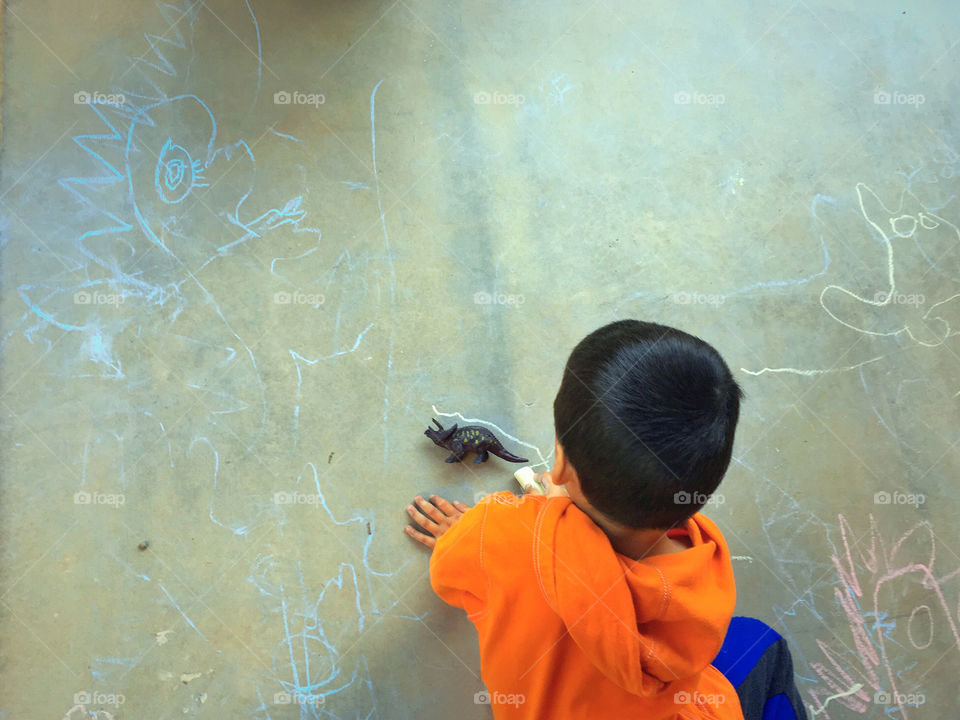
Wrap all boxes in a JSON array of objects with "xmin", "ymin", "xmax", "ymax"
[{"xmin": 514, "ymin": 466, "xmax": 546, "ymax": 494}]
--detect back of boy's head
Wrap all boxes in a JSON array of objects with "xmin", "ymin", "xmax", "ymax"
[{"xmin": 553, "ymin": 319, "xmax": 743, "ymax": 529}]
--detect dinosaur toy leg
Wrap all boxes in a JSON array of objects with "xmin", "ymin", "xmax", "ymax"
[
  {"xmin": 444, "ymin": 441, "xmax": 466, "ymax": 462},
  {"xmin": 473, "ymin": 450, "xmax": 489, "ymax": 463}
]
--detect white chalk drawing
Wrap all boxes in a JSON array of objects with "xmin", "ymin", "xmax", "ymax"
[{"xmin": 742, "ymin": 180, "xmax": 960, "ymax": 377}]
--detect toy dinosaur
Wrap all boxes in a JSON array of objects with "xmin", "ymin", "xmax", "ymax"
[{"xmin": 424, "ymin": 418, "xmax": 529, "ymax": 464}]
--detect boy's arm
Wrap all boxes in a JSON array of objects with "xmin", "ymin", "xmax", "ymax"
[{"xmin": 429, "ymin": 501, "xmax": 489, "ymax": 617}]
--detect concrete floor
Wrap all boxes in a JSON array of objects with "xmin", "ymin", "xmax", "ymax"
[{"xmin": 1, "ymin": 1, "xmax": 959, "ymax": 718}]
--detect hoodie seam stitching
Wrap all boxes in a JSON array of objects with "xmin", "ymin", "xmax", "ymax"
[
  {"xmin": 533, "ymin": 502, "xmax": 557, "ymax": 614},
  {"xmin": 644, "ymin": 566, "xmax": 672, "ymax": 664},
  {"xmin": 654, "ymin": 565, "xmax": 671, "ymax": 620},
  {"xmin": 468, "ymin": 500, "xmax": 490, "ymax": 622},
  {"xmin": 533, "ymin": 503, "xmax": 546, "ymax": 600},
  {"xmin": 479, "ymin": 499, "xmax": 489, "ymax": 574}
]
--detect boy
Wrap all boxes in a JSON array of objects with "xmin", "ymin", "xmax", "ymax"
[{"xmin": 405, "ymin": 320, "xmax": 805, "ymax": 719}]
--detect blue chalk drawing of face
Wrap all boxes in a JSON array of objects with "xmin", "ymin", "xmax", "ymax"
[
  {"xmin": 155, "ymin": 137, "xmax": 207, "ymax": 203},
  {"xmin": 125, "ymin": 94, "xmax": 254, "ymax": 254}
]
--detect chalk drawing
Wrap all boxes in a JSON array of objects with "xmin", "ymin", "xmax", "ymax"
[
  {"xmin": 819, "ymin": 184, "xmax": 960, "ymax": 344},
  {"xmin": 89, "ymin": 656, "xmax": 138, "ymax": 682},
  {"xmin": 11, "ymin": 0, "xmax": 332, "ymax": 541},
  {"xmin": 248, "ymin": 462, "xmax": 426, "ymax": 717},
  {"xmin": 896, "ymin": 145, "xmax": 960, "ymax": 209},
  {"xmin": 731, "ymin": 455, "xmax": 960, "ymax": 717},
  {"xmin": 190, "ymin": 435, "xmax": 254, "ymax": 536},
  {"xmin": 431, "ymin": 404, "xmax": 550, "ymax": 470},
  {"xmin": 268, "ymin": 126, "xmax": 302, "ymax": 143},
  {"xmin": 4, "ymin": 4, "xmax": 322, "ymax": 484},
  {"xmin": 289, "ymin": 323, "xmax": 374, "ymax": 449},
  {"xmin": 858, "ymin": 368, "xmax": 960, "ymax": 476},
  {"xmin": 742, "ymin": 180, "xmax": 960, "ymax": 377},
  {"xmin": 612, "ymin": 195, "xmax": 833, "ymax": 317},
  {"xmin": 6, "ymin": 8, "xmax": 390, "ymax": 716},
  {"xmin": 370, "ymin": 79, "xmax": 399, "ymax": 472},
  {"xmin": 245, "ymin": 0, "xmax": 263, "ymax": 104},
  {"xmin": 62, "ymin": 705, "xmax": 117, "ymax": 720},
  {"xmin": 158, "ymin": 582, "xmax": 208, "ymax": 642},
  {"xmin": 803, "ymin": 515, "xmax": 960, "ymax": 719},
  {"xmin": 539, "ymin": 70, "xmax": 581, "ymax": 108}
]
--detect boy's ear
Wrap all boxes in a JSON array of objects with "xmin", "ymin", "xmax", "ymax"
[{"xmin": 552, "ymin": 437, "xmax": 573, "ymax": 486}]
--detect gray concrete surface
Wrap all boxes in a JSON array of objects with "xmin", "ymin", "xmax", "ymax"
[{"xmin": 1, "ymin": 1, "xmax": 958, "ymax": 718}]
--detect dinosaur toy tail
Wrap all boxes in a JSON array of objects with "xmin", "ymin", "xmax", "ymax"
[{"xmin": 490, "ymin": 447, "xmax": 529, "ymax": 463}]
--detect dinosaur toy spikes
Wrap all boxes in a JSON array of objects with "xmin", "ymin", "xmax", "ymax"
[{"xmin": 424, "ymin": 419, "xmax": 529, "ymax": 464}]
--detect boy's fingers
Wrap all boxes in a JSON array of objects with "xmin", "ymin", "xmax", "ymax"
[
  {"xmin": 453, "ymin": 500, "xmax": 470, "ymax": 511},
  {"xmin": 429, "ymin": 495, "xmax": 459, "ymax": 516},
  {"xmin": 414, "ymin": 496, "xmax": 446, "ymax": 523},
  {"xmin": 404, "ymin": 525, "xmax": 436, "ymax": 548},
  {"xmin": 407, "ymin": 503, "xmax": 437, "ymax": 531}
]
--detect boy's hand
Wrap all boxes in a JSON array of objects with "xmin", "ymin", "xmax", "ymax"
[
  {"xmin": 405, "ymin": 495, "xmax": 471, "ymax": 550},
  {"xmin": 528, "ymin": 471, "xmax": 569, "ymax": 498}
]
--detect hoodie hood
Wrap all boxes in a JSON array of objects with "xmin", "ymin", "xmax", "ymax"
[{"xmin": 535, "ymin": 499, "xmax": 736, "ymax": 697}]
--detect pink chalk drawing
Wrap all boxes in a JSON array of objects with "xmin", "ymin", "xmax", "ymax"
[{"xmin": 806, "ymin": 514, "xmax": 960, "ymax": 718}]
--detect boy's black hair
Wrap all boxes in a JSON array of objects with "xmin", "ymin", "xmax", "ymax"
[{"xmin": 553, "ymin": 320, "xmax": 743, "ymax": 529}]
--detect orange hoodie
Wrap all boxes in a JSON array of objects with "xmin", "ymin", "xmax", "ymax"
[{"xmin": 430, "ymin": 491, "xmax": 744, "ymax": 720}]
